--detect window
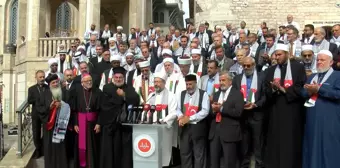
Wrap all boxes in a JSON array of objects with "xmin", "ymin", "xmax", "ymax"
[
  {"xmin": 9, "ymin": 0, "xmax": 18, "ymax": 44},
  {"xmin": 153, "ymin": 12, "xmax": 159, "ymax": 23},
  {"xmin": 56, "ymin": 2, "xmax": 71, "ymax": 31},
  {"xmin": 160, "ymin": 12, "xmax": 164, "ymax": 23}
]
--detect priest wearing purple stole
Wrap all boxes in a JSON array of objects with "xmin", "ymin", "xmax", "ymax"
[
  {"xmin": 302, "ymin": 50, "xmax": 340, "ymax": 168},
  {"xmin": 232, "ymin": 57, "xmax": 267, "ymax": 168},
  {"xmin": 71, "ymin": 73, "xmax": 102, "ymax": 168}
]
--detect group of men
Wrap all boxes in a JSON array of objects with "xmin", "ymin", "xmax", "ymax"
[{"xmin": 27, "ymin": 16, "xmax": 340, "ymax": 168}]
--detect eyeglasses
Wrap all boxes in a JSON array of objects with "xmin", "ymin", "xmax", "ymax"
[{"xmin": 242, "ymin": 64, "xmax": 253, "ymax": 68}]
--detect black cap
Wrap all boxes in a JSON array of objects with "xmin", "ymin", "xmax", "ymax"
[
  {"xmin": 185, "ymin": 74, "xmax": 197, "ymax": 82},
  {"xmin": 45, "ymin": 73, "xmax": 59, "ymax": 85},
  {"xmin": 112, "ymin": 67, "xmax": 126, "ymax": 76}
]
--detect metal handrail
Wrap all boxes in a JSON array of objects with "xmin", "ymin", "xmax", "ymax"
[{"xmin": 15, "ymin": 99, "xmax": 32, "ymax": 158}]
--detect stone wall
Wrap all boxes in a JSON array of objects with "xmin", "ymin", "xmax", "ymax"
[{"xmin": 195, "ymin": 0, "xmax": 340, "ymax": 32}]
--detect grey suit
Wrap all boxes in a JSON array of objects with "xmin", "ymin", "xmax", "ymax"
[{"xmin": 219, "ymin": 57, "xmax": 234, "ymax": 72}]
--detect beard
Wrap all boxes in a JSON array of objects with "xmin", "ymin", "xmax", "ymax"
[
  {"xmin": 220, "ymin": 85, "xmax": 230, "ymax": 92},
  {"xmin": 193, "ymin": 60, "xmax": 200, "ymax": 66},
  {"xmin": 317, "ymin": 66, "xmax": 330, "ymax": 73},
  {"xmin": 115, "ymin": 81, "xmax": 125, "ymax": 87},
  {"xmin": 51, "ymin": 86, "xmax": 62, "ymax": 101},
  {"xmin": 155, "ymin": 86, "xmax": 164, "ymax": 93},
  {"xmin": 187, "ymin": 87, "xmax": 196, "ymax": 94},
  {"xmin": 244, "ymin": 69, "xmax": 254, "ymax": 76}
]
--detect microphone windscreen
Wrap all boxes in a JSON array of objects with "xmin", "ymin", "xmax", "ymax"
[
  {"xmin": 150, "ymin": 105, "xmax": 156, "ymax": 111},
  {"xmin": 144, "ymin": 104, "xmax": 151, "ymax": 111},
  {"xmin": 156, "ymin": 104, "xmax": 163, "ymax": 111}
]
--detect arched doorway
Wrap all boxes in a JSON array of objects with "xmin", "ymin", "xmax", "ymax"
[{"xmin": 9, "ymin": 0, "xmax": 18, "ymax": 44}]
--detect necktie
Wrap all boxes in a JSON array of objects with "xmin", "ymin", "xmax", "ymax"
[
  {"xmin": 181, "ymin": 47, "xmax": 185, "ymax": 57},
  {"xmin": 216, "ymin": 92, "xmax": 225, "ymax": 123},
  {"xmin": 318, "ymin": 73, "xmax": 324, "ymax": 84},
  {"xmin": 307, "ymin": 37, "xmax": 310, "ymax": 43},
  {"xmin": 142, "ymin": 79, "xmax": 146, "ymax": 102},
  {"xmin": 67, "ymin": 83, "xmax": 70, "ymax": 90},
  {"xmin": 289, "ymin": 42, "xmax": 294, "ymax": 58}
]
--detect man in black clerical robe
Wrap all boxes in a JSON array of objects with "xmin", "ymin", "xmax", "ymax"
[
  {"xmin": 36, "ymin": 74, "xmax": 69, "ymax": 168},
  {"xmin": 28, "ymin": 70, "xmax": 48, "ymax": 159},
  {"xmin": 70, "ymin": 73, "xmax": 102, "ymax": 168},
  {"xmin": 100, "ymin": 67, "xmax": 140, "ymax": 168},
  {"xmin": 263, "ymin": 44, "xmax": 306, "ymax": 168}
]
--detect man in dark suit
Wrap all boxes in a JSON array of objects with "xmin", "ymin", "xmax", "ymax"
[
  {"xmin": 232, "ymin": 57, "xmax": 267, "ymax": 168},
  {"xmin": 28, "ymin": 70, "xmax": 49, "ymax": 159},
  {"xmin": 74, "ymin": 61, "xmax": 99, "ymax": 88},
  {"xmin": 210, "ymin": 71, "xmax": 244, "ymax": 168},
  {"xmin": 126, "ymin": 56, "xmax": 144, "ymax": 86},
  {"xmin": 301, "ymin": 24, "xmax": 315, "ymax": 45}
]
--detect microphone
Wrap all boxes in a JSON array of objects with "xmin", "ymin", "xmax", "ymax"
[
  {"xmin": 135, "ymin": 105, "xmax": 143, "ymax": 123},
  {"xmin": 132, "ymin": 106, "xmax": 138, "ymax": 123},
  {"xmin": 148, "ymin": 105, "xmax": 156, "ymax": 124},
  {"xmin": 155, "ymin": 104, "xmax": 163, "ymax": 124},
  {"xmin": 141, "ymin": 104, "xmax": 151, "ymax": 123},
  {"xmin": 126, "ymin": 105, "xmax": 133, "ymax": 123},
  {"xmin": 145, "ymin": 93, "xmax": 156, "ymax": 103}
]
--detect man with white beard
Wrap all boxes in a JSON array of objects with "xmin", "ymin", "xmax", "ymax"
[
  {"xmin": 36, "ymin": 74, "xmax": 70, "ymax": 168},
  {"xmin": 145, "ymin": 72, "xmax": 178, "ymax": 167},
  {"xmin": 190, "ymin": 49, "xmax": 207, "ymax": 77},
  {"xmin": 176, "ymin": 57, "xmax": 199, "ymax": 98},
  {"xmin": 162, "ymin": 58, "xmax": 181, "ymax": 94},
  {"xmin": 302, "ymin": 50, "xmax": 340, "ymax": 168},
  {"xmin": 133, "ymin": 60, "xmax": 155, "ymax": 104},
  {"xmin": 108, "ymin": 37, "xmax": 118, "ymax": 56},
  {"xmin": 154, "ymin": 49, "xmax": 181, "ymax": 73}
]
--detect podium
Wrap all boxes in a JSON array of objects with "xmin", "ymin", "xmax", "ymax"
[{"xmin": 122, "ymin": 123, "xmax": 173, "ymax": 168}]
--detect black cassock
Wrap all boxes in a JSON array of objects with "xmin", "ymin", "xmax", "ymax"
[
  {"xmin": 263, "ymin": 60, "xmax": 306, "ymax": 168},
  {"xmin": 70, "ymin": 86, "xmax": 102, "ymax": 168},
  {"xmin": 99, "ymin": 83, "xmax": 139, "ymax": 168},
  {"xmin": 36, "ymin": 90, "xmax": 69, "ymax": 168}
]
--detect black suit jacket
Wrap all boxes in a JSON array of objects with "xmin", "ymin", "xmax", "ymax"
[
  {"xmin": 209, "ymin": 87, "xmax": 244, "ymax": 142},
  {"xmin": 329, "ymin": 43, "xmax": 340, "ymax": 70},
  {"xmin": 232, "ymin": 72, "xmax": 266, "ymax": 120},
  {"xmin": 28, "ymin": 84, "xmax": 49, "ymax": 117},
  {"xmin": 126, "ymin": 69, "xmax": 141, "ymax": 87},
  {"xmin": 62, "ymin": 81, "xmax": 78, "ymax": 104}
]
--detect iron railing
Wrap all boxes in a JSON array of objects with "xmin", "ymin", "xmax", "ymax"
[{"xmin": 16, "ymin": 100, "xmax": 32, "ymax": 158}]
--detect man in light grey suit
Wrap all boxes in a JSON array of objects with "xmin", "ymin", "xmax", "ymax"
[{"xmin": 199, "ymin": 60, "xmax": 220, "ymax": 97}]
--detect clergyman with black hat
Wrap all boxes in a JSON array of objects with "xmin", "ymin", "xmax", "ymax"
[
  {"xmin": 99, "ymin": 67, "xmax": 140, "ymax": 168},
  {"xmin": 177, "ymin": 74, "xmax": 210, "ymax": 168},
  {"xmin": 36, "ymin": 73, "xmax": 71, "ymax": 168}
]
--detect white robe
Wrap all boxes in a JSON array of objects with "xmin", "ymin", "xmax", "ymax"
[
  {"xmin": 165, "ymin": 72, "xmax": 181, "ymax": 94},
  {"xmin": 155, "ymin": 63, "xmax": 181, "ymax": 74}
]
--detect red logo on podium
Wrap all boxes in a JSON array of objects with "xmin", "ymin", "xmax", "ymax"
[{"xmin": 138, "ymin": 139, "xmax": 151, "ymax": 153}]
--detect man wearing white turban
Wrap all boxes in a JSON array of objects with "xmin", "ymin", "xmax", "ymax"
[{"xmin": 46, "ymin": 58, "xmax": 64, "ymax": 82}]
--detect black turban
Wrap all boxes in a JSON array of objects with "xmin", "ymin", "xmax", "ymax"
[
  {"xmin": 185, "ymin": 74, "xmax": 197, "ymax": 82},
  {"xmin": 45, "ymin": 73, "xmax": 59, "ymax": 85}
]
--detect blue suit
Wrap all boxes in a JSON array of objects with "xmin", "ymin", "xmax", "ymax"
[{"xmin": 302, "ymin": 70, "xmax": 340, "ymax": 168}]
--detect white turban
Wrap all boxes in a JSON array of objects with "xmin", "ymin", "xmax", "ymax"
[
  {"xmin": 110, "ymin": 54, "xmax": 121, "ymax": 62},
  {"xmin": 163, "ymin": 58, "xmax": 174, "ymax": 64},
  {"xmin": 117, "ymin": 26, "xmax": 123, "ymax": 30},
  {"xmin": 302, "ymin": 45, "xmax": 313, "ymax": 52},
  {"xmin": 274, "ymin": 43, "xmax": 289, "ymax": 52},
  {"xmin": 154, "ymin": 72, "xmax": 167, "ymax": 81},
  {"xmin": 162, "ymin": 49, "xmax": 173, "ymax": 56},
  {"xmin": 178, "ymin": 57, "xmax": 192, "ymax": 65},
  {"xmin": 48, "ymin": 58, "xmax": 58, "ymax": 66}
]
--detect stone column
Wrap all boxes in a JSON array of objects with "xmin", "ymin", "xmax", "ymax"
[
  {"xmin": 26, "ymin": 0, "xmax": 41, "ymax": 58},
  {"xmin": 129, "ymin": 0, "xmax": 149, "ymax": 30},
  {"xmin": 78, "ymin": 0, "xmax": 86, "ymax": 39}
]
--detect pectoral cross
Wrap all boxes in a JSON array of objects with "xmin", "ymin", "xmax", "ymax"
[{"xmin": 86, "ymin": 107, "xmax": 91, "ymax": 112}]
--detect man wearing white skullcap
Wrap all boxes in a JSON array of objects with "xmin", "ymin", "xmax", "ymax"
[
  {"xmin": 113, "ymin": 26, "xmax": 127, "ymax": 42},
  {"xmin": 302, "ymin": 49, "xmax": 340, "ymax": 168},
  {"xmin": 154, "ymin": 50, "xmax": 181, "ymax": 73},
  {"xmin": 176, "ymin": 57, "xmax": 200, "ymax": 97},
  {"xmin": 301, "ymin": 44, "xmax": 317, "ymax": 76},
  {"xmin": 99, "ymin": 54, "xmax": 123, "ymax": 90},
  {"xmin": 144, "ymin": 70, "xmax": 178, "ymax": 167},
  {"xmin": 159, "ymin": 58, "xmax": 181, "ymax": 94},
  {"xmin": 122, "ymin": 52, "xmax": 136, "ymax": 72},
  {"xmin": 264, "ymin": 43, "xmax": 306, "ymax": 168},
  {"xmin": 46, "ymin": 58, "xmax": 64, "ymax": 81},
  {"xmin": 108, "ymin": 37, "xmax": 118, "ymax": 56},
  {"xmin": 133, "ymin": 60, "xmax": 154, "ymax": 104}
]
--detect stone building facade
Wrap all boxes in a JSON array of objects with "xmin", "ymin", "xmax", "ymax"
[{"xmin": 194, "ymin": 0, "xmax": 340, "ymax": 32}]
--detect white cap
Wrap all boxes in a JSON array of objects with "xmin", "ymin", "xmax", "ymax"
[
  {"xmin": 162, "ymin": 49, "xmax": 172, "ymax": 56},
  {"xmin": 154, "ymin": 72, "xmax": 167, "ymax": 81},
  {"xmin": 48, "ymin": 58, "xmax": 58, "ymax": 66},
  {"xmin": 110, "ymin": 54, "xmax": 121, "ymax": 62},
  {"xmin": 139, "ymin": 61, "xmax": 150, "ymax": 68},
  {"xmin": 178, "ymin": 57, "xmax": 192, "ymax": 65},
  {"xmin": 191, "ymin": 49, "xmax": 201, "ymax": 55},
  {"xmin": 58, "ymin": 50, "xmax": 67, "ymax": 54},
  {"xmin": 108, "ymin": 37, "xmax": 115, "ymax": 42},
  {"xmin": 301, "ymin": 45, "xmax": 313, "ymax": 52},
  {"xmin": 318, "ymin": 50, "xmax": 333, "ymax": 58},
  {"xmin": 274, "ymin": 43, "xmax": 289, "ymax": 52},
  {"xmin": 215, "ymin": 25, "xmax": 221, "ymax": 29},
  {"xmin": 163, "ymin": 57, "xmax": 174, "ymax": 63},
  {"xmin": 117, "ymin": 26, "xmax": 123, "ymax": 30},
  {"xmin": 126, "ymin": 52, "xmax": 134, "ymax": 57}
]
